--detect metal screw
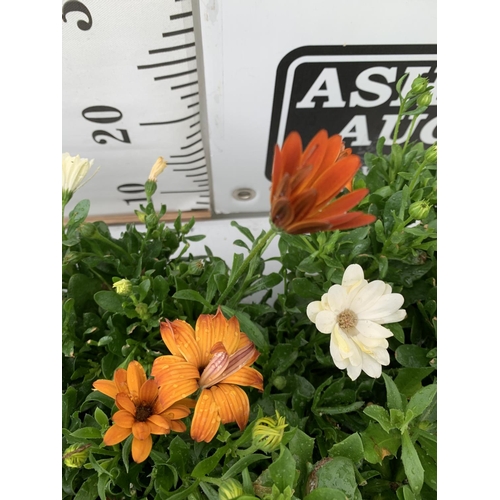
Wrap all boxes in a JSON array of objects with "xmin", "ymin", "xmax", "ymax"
[{"xmin": 232, "ymin": 188, "xmax": 256, "ymax": 201}]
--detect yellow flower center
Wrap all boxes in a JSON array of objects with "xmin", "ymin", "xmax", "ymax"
[
  {"xmin": 135, "ymin": 404, "xmax": 153, "ymax": 422},
  {"xmin": 337, "ymin": 309, "xmax": 358, "ymax": 334}
]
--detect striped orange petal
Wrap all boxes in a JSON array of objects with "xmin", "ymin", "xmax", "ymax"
[
  {"xmin": 169, "ymin": 320, "xmax": 202, "ymax": 368},
  {"xmin": 112, "ymin": 410, "xmax": 135, "ymax": 429},
  {"xmin": 127, "ymin": 361, "xmax": 147, "ymax": 404},
  {"xmin": 103, "ymin": 424, "xmax": 132, "ymax": 446},
  {"xmin": 131, "ymin": 435, "xmax": 153, "ymax": 463},
  {"xmin": 190, "ymin": 388, "xmax": 221, "ymax": 443},
  {"xmin": 146, "ymin": 414, "xmax": 170, "ymax": 435},
  {"xmin": 132, "ymin": 421, "xmax": 150, "ymax": 441},
  {"xmin": 157, "ymin": 378, "xmax": 199, "ymax": 409},
  {"xmin": 151, "ymin": 355, "xmax": 185, "ymax": 378},
  {"xmin": 217, "ymin": 384, "xmax": 250, "ymax": 431},
  {"xmin": 222, "ymin": 366, "xmax": 264, "ymax": 391},
  {"xmin": 116, "ymin": 393, "xmax": 137, "ymax": 415}
]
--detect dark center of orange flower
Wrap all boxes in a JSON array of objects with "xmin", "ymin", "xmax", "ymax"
[
  {"xmin": 135, "ymin": 404, "xmax": 153, "ymax": 422},
  {"xmin": 337, "ymin": 309, "xmax": 358, "ymax": 333}
]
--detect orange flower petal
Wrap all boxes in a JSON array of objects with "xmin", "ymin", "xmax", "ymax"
[
  {"xmin": 223, "ymin": 315, "xmax": 243, "ymax": 355},
  {"xmin": 199, "ymin": 342, "xmax": 229, "ymax": 389},
  {"xmin": 211, "ymin": 385, "xmax": 235, "ymax": 424},
  {"xmin": 127, "ymin": 361, "xmax": 147, "ymax": 403},
  {"xmin": 280, "ymin": 131, "xmax": 303, "ymax": 179},
  {"xmin": 154, "ymin": 361, "xmax": 200, "ymax": 387},
  {"xmin": 289, "ymin": 188, "xmax": 318, "ymax": 221},
  {"xmin": 151, "ymin": 355, "xmax": 185, "ymax": 378},
  {"xmin": 190, "ymin": 388, "xmax": 221, "ymax": 443},
  {"xmin": 93, "ymin": 380, "xmax": 119, "ymax": 399},
  {"xmin": 170, "ymin": 320, "xmax": 202, "ymax": 368},
  {"xmin": 139, "ymin": 379, "xmax": 159, "ymax": 405},
  {"xmin": 311, "ymin": 154, "xmax": 361, "ymax": 206},
  {"xmin": 158, "ymin": 379, "xmax": 199, "ymax": 409},
  {"xmin": 328, "ymin": 212, "xmax": 377, "ymax": 230},
  {"xmin": 112, "ymin": 410, "xmax": 135, "ymax": 428},
  {"xmin": 284, "ymin": 220, "xmax": 333, "ymax": 235},
  {"xmin": 116, "ymin": 393, "xmax": 136, "ymax": 415},
  {"xmin": 307, "ymin": 188, "xmax": 370, "ymax": 220},
  {"xmin": 147, "ymin": 414, "xmax": 170, "ymax": 434},
  {"xmin": 160, "ymin": 320, "xmax": 183, "ymax": 357},
  {"xmin": 217, "ymin": 384, "xmax": 249, "ymax": 431},
  {"xmin": 170, "ymin": 420, "xmax": 187, "ymax": 433},
  {"xmin": 174, "ymin": 398, "xmax": 197, "ymax": 409},
  {"xmin": 114, "ymin": 368, "xmax": 129, "ymax": 394},
  {"xmin": 132, "ymin": 435, "xmax": 152, "ymax": 463},
  {"xmin": 222, "ymin": 366, "xmax": 264, "ymax": 391},
  {"xmin": 103, "ymin": 424, "xmax": 132, "ymax": 446},
  {"xmin": 160, "ymin": 405, "xmax": 191, "ymax": 420},
  {"xmin": 132, "ymin": 421, "xmax": 151, "ymax": 441}
]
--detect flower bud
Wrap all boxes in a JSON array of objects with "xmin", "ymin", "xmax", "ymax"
[
  {"xmin": 135, "ymin": 303, "xmax": 150, "ymax": 320},
  {"xmin": 252, "ymin": 412, "xmax": 287, "ymax": 453},
  {"xmin": 424, "ymin": 144, "xmax": 437, "ymax": 164},
  {"xmin": 411, "ymin": 76, "xmax": 429, "ymax": 94},
  {"xmin": 63, "ymin": 443, "xmax": 90, "ymax": 468},
  {"xmin": 409, "ymin": 200, "xmax": 431, "ymax": 220},
  {"xmin": 416, "ymin": 92, "xmax": 432, "ymax": 107},
  {"xmin": 272, "ymin": 376, "xmax": 287, "ymax": 390},
  {"xmin": 188, "ymin": 260, "xmax": 204, "ymax": 275},
  {"xmin": 218, "ymin": 478, "xmax": 244, "ymax": 500},
  {"xmin": 148, "ymin": 157, "xmax": 167, "ymax": 182},
  {"xmin": 113, "ymin": 279, "xmax": 132, "ymax": 296},
  {"xmin": 135, "ymin": 210, "xmax": 147, "ymax": 224},
  {"xmin": 79, "ymin": 223, "xmax": 96, "ymax": 238}
]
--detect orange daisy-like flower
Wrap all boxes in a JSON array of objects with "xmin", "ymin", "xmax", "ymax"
[
  {"xmin": 93, "ymin": 361, "xmax": 195, "ymax": 463},
  {"xmin": 151, "ymin": 307, "xmax": 264, "ymax": 443},
  {"xmin": 270, "ymin": 130, "xmax": 377, "ymax": 235}
]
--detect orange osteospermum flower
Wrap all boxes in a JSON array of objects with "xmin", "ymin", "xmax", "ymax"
[
  {"xmin": 92, "ymin": 360, "xmax": 195, "ymax": 463},
  {"xmin": 270, "ymin": 130, "xmax": 377, "ymax": 235},
  {"xmin": 151, "ymin": 307, "xmax": 264, "ymax": 443}
]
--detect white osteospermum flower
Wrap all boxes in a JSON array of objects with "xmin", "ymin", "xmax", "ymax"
[
  {"xmin": 307, "ymin": 264, "xmax": 406, "ymax": 381},
  {"xmin": 62, "ymin": 153, "xmax": 99, "ymax": 203}
]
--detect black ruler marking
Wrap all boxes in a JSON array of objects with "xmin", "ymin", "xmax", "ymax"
[
  {"xmin": 155, "ymin": 68, "xmax": 197, "ymax": 81},
  {"xmin": 193, "ymin": 178, "xmax": 209, "ymax": 182},
  {"xmin": 149, "ymin": 42, "xmax": 195, "ymax": 54},
  {"xmin": 163, "ymin": 27, "xmax": 194, "ymax": 37},
  {"xmin": 140, "ymin": 111, "xmax": 199, "ymax": 126},
  {"xmin": 173, "ymin": 165, "xmax": 206, "ymax": 172},
  {"xmin": 171, "ymin": 148, "xmax": 204, "ymax": 158},
  {"xmin": 138, "ymin": 56, "xmax": 196, "ymax": 70},
  {"xmin": 196, "ymin": 201, "xmax": 210, "ymax": 205},
  {"xmin": 181, "ymin": 92, "xmax": 199, "ymax": 99},
  {"xmin": 170, "ymin": 11, "xmax": 193, "ymax": 20},
  {"xmin": 186, "ymin": 130, "xmax": 201, "ymax": 140},
  {"xmin": 186, "ymin": 172, "xmax": 208, "ymax": 177},
  {"xmin": 187, "ymin": 102, "xmax": 199, "ymax": 108},
  {"xmin": 168, "ymin": 156, "xmax": 205, "ymax": 165},
  {"xmin": 190, "ymin": 120, "xmax": 200, "ymax": 128},
  {"xmin": 160, "ymin": 189, "xmax": 209, "ymax": 194},
  {"xmin": 172, "ymin": 80, "xmax": 198, "ymax": 90}
]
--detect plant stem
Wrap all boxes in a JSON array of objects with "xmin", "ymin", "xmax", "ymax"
[
  {"xmin": 402, "ymin": 114, "xmax": 418, "ymax": 157},
  {"xmin": 215, "ymin": 227, "xmax": 277, "ymax": 308}
]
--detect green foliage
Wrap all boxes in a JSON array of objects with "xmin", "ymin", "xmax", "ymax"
[{"xmin": 62, "ymin": 75, "xmax": 437, "ymax": 500}]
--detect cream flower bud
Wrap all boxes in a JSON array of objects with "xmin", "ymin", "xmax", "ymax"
[
  {"xmin": 148, "ymin": 157, "xmax": 167, "ymax": 182},
  {"xmin": 62, "ymin": 153, "xmax": 99, "ymax": 203},
  {"xmin": 63, "ymin": 444, "xmax": 90, "ymax": 468},
  {"xmin": 409, "ymin": 200, "xmax": 431, "ymax": 220},
  {"xmin": 252, "ymin": 412, "xmax": 288, "ymax": 453},
  {"xmin": 113, "ymin": 279, "xmax": 132, "ymax": 296},
  {"xmin": 218, "ymin": 479, "xmax": 244, "ymax": 500}
]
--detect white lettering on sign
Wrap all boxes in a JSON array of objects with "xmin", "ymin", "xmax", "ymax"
[
  {"xmin": 338, "ymin": 116, "xmax": 371, "ymax": 146},
  {"xmin": 349, "ymin": 66, "xmax": 397, "ymax": 108},
  {"xmin": 296, "ymin": 68, "xmax": 347, "ymax": 108},
  {"xmin": 295, "ymin": 66, "xmax": 437, "ymax": 109}
]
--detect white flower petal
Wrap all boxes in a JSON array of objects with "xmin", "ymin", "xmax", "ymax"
[
  {"xmin": 360, "ymin": 353, "xmax": 383, "ymax": 378},
  {"xmin": 368, "ymin": 309, "xmax": 406, "ymax": 325},
  {"xmin": 315, "ymin": 310, "xmax": 336, "ymax": 334},
  {"xmin": 342, "ymin": 264, "xmax": 364, "ymax": 287},
  {"xmin": 357, "ymin": 293, "xmax": 404, "ymax": 321},
  {"xmin": 354, "ymin": 334, "xmax": 389, "ymax": 349},
  {"xmin": 356, "ymin": 320, "xmax": 393, "ymax": 339},
  {"xmin": 306, "ymin": 301, "xmax": 324, "ymax": 322},
  {"xmin": 346, "ymin": 363, "xmax": 362, "ymax": 381},
  {"xmin": 371, "ymin": 346, "xmax": 391, "ymax": 365},
  {"xmin": 349, "ymin": 280, "xmax": 387, "ymax": 314},
  {"xmin": 326, "ymin": 285, "xmax": 347, "ymax": 314}
]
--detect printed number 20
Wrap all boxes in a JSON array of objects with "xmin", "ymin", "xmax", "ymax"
[{"xmin": 82, "ymin": 106, "xmax": 131, "ymax": 145}]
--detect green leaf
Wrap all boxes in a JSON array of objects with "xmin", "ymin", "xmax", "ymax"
[
  {"xmin": 307, "ymin": 457, "xmax": 359, "ymax": 500},
  {"xmin": 395, "ymin": 345, "xmax": 431, "ymax": 368},
  {"xmin": 328, "ymin": 433, "xmax": 364, "ymax": 464},
  {"xmin": 94, "ymin": 291, "xmax": 124, "ymax": 314},
  {"xmin": 173, "ymin": 289, "xmax": 211, "ymax": 308},
  {"xmin": 290, "ymin": 278, "xmax": 324, "ymax": 299},
  {"xmin": 363, "ymin": 405, "xmax": 393, "ymax": 433},
  {"xmin": 138, "ymin": 278, "xmax": 151, "ymax": 301},
  {"xmin": 304, "ymin": 488, "xmax": 348, "ymax": 500},
  {"xmin": 394, "ymin": 368, "xmax": 435, "ymax": 398},
  {"xmin": 406, "ymin": 384, "xmax": 437, "ymax": 421},
  {"xmin": 199, "ymin": 482, "xmax": 220, "ymax": 500},
  {"xmin": 268, "ymin": 344, "xmax": 299, "ymax": 374},
  {"xmin": 93, "ymin": 407, "xmax": 109, "ymax": 428},
  {"xmin": 361, "ymin": 422, "xmax": 401, "ymax": 464},
  {"xmin": 63, "ymin": 387, "xmax": 78, "ymax": 430},
  {"xmin": 268, "ymin": 445, "xmax": 297, "ymax": 491},
  {"xmin": 385, "ymin": 323, "xmax": 405, "ymax": 343},
  {"xmin": 221, "ymin": 454, "xmax": 269, "ymax": 480},
  {"xmin": 415, "ymin": 442, "xmax": 437, "ymax": 491},
  {"xmin": 289, "ymin": 428, "xmax": 315, "ymax": 494},
  {"xmin": 67, "ymin": 199, "xmax": 91, "ymax": 228},
  {"xmin": 74, "ymin": 473, "xmax": 98, "ymax": 500},
  {"xmin": 401, "ymin": 430, "xmax": 424, "ymax": 494},
  {"xmin": 396, "ymin": 485, "xmax": 416, "ymax": 500},
  {"xmin": 191, "ymin": 443, "xmax": 230, "ymax": 478},
  {"xmin": 231, "ymin": 220, "xmax": 255, "ymax": 242},
  {"xmin": 70, "ymin": 427, "xmax": 103, "ymax": 439},
  {"xmin": 165, "ymin": 480, "xmax": 200, "ymax": 500},
  {"xmin": 220, "ymin": 306, "xmax": 268, "ymax": 352},
  {"xmin": 121, "ymin": 434, "xmax": 132, "ymax": 473},
  {"xmin": 314, "ymin": 401, "xmax": 365, "ymax": 415},
  {"xmin": 382, "ymin": 373, "xmax": 404, "ymax": 411},
  {"xmin": 168, "ymin": 436, "xmax": 191, "ymax": 478}
]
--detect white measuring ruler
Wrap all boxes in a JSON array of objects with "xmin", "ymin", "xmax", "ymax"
[{"xmin": 62, "ymin": 0, "xmax": 211, "ymax": 221}]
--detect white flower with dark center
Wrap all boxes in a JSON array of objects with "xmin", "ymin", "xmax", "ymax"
[{"xmin": 307, "ymin": 264, "xmax": 406, "ymax": 381}]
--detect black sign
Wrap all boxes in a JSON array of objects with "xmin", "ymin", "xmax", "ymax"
[{"xmin": 265, "ymin": 45, "xmax": 437, "ymax": 180}]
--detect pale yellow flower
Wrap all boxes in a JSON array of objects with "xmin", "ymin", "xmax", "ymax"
[
  {"xmin": 307, "ymin": 264, "xmax": 406, "ymax": 381},
  {"xmin": 62, "ymin": 153, "xmax": 99, "ymax": 200},
  {"xmin": 148, "ymin": 157, "xmax": 167, "ymax": 182}
]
